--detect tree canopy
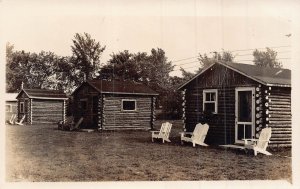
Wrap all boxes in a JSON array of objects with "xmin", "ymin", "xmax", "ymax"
[
  {"xmin": 253, "ymin": 47, "xmax": 282, "ymax": 68},
  {"xmin": 71, "ymin": 33, "xmax": 106, "ymax": 80},
  {"xmin": 198, "ymin": 50, "xmax": 235, "ymax": 68}
]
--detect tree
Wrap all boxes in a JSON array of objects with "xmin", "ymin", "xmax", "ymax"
[
  {"xmin": 6, "ymin": 43, "xmax": 16, "ymax": 92},
  {"xmin": 198, "ymin": 50, "xmax": 235, "ymax": 69},
  {"xmin": 71, "ymin": 33, "xmax": 106, "ymax": 80},
  {"xmin": 6, "ymin": 43, "xmax": 75, "ymax": 93},
  {"xmin": 97, "ymin": 48, "xmax": 174, "ymax": 110},
  {"xmin": 253, "ymin": 47, "xmax": 282, "ymax": 68}
]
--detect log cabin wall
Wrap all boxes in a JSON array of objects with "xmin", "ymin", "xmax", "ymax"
[
  {"xmin": 268, "ymin": 86, "xmax": 291, "ymax": 147},
  {"xmin": 31, "ymin": 99, "xmax": 64, "ymax": 124},
  {"xmin": 184, "ymin": 64, "xmax": 260, "ymax": 145},
  {"xmin": 102, "ymin": 95, "xmax": 153, "ymax": 130}
]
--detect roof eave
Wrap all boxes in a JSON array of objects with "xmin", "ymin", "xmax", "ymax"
[
  {"xmin": 16, "ymin": 89, "xmax": 30, "ymax": 99},
  {"xmin": 177, "ymin": 62, "xmax": 216, "ymax": 90},
  {"xmin": 30, "ymin": 96, "xmax": 68, "ymax": 100},
  {"xmin": 100, "ymin": 91, "xmax": 159, "ymax": 96},
  {"xmin": 266, "ymin": 83, "xmax": 291, "ymax": 87}
]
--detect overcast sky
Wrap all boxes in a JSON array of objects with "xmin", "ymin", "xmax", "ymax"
[{"xmin": 1, "ymin": 0, "xmax": 299, "ymax": 76}]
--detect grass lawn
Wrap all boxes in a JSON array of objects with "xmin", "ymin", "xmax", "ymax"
[{"xmin": 5, "ymin": 120, "xmax": 291, "ymax": 182}]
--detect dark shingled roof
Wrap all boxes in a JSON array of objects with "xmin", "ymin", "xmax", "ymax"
[
  {"xmin": 178, "ymin": 61, "xmax": 291, "ymax": 89},
  {"xmin": 84, "ymin": 80, "xmax": 158, "ymax": 95},
  {"xmin": 223, "ymin": 62, "xmax": 291, "ymax": 86},
  {"xmin": 17, "ymin": 89, "xmax": 68, "ymax": 99}
]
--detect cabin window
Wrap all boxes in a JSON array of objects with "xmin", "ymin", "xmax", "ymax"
[
  {"xmin": 203, "ymin": 89, "xmax": 218, "ymax": 114},
  {"xmin": 20, "ymin": 102, "xmax": 24, "ymax": 113},
  {"xmin": 6, "ymin": 104, "xmax": 12, "ymax": 112},
  {"xmin": 122, "ymin": 99, "xmax": 136, "ymax": 111}
]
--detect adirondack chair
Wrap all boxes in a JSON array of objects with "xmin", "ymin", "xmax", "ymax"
[
  {"xmin": 8, "ymin": 114, "xmax": 17, "ymax": 124},
  {"xmin": 151, "ymin": 122, "xmax": 172, "ymax": 143},
  {"xmin": 58, "ymin": 116, "xmax": 83, "ymax": 131},
  {"xmin": 180, "ymin": 123, "xmax": 209, "ymax": 147},
  {"xmin": 15, "ymin": 115, "xmax": 26, "ymax": 125},
  {"xmin": 243, "ymin": 127, "xmax": 272, "ymax": 156},
  {"xmin": 70, "ymin": 117, "xmax": 84, "ymax": 131}
]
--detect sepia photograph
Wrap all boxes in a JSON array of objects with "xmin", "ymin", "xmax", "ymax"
[{"xmin": 1, "ymin": 0, "xmax": 300, "ymax": 188}]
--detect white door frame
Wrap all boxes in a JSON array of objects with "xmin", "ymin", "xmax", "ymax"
[{"xmin": 235, "ymin": 87, "xmax": 255, "ymax": 144}]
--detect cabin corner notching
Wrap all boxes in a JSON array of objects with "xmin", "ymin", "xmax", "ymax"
[
  {"xmin": 178, "ymin": 61, "xmax": 291, "ymax": 147},
  {"xmin": 72, "ymin": 80, "xmax": 159, "ymax": 130}
]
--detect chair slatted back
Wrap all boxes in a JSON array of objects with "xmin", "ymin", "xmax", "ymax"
[
  {"xmin": 192, "ymin": 123, "xmax": 209, "ymax": 143},
  {"xmin": 257, "ymin": 128, "xmax": 272, "ymax": 150},
  {"xmin": 160, "ymin": 122, "xmax": 172, "ymax": 139}
]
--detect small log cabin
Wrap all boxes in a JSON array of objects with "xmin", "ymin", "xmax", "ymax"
[
  {"xmin": 72, "ymin": 80, "xmax": 158, "ymax": 130},
  {"xmin": 178, "ymin": 61, "xmax": 291, "ymax": 147},
  {"xmin": 16, "ymin": 89, "xmax": 68, "ymax": 124},
  {"xmin": 5, "ymin": 93, "xmax": 18, "ymax": 123}
]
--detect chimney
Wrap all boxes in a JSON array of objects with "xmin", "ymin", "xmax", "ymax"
[{"xmin": 21, "ymin": 82, "xmax": 24, "ymax": 89}]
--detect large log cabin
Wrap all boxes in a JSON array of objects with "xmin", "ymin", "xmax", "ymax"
[
  {"xmin": 72, "ymin": 80, "xmax": 158, "ymax": 130},
  {"xmin": 16, "ymin": 89, "xmax": 68, "ymax": 124},
  {"xmin": 178, "ymin": 61, "xmax": 291, "ymax": 147}
]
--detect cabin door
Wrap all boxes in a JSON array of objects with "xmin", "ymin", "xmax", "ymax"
[{"xmin": 235, "ymin": 87, "xmax": 255, "ymax": 144}]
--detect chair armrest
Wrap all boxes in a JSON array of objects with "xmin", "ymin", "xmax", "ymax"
[
  {"xmin": 150, "ymin": 131, "xmax": 160, "ymax": 134},
  {"xmin": 242, "ymin": 138, "xmax": 258, "ymax": 142},
  {"xmin": 180, "ymin": 132, "xmax": 193, "ymax": 137},
  {"xmin": 242, "ymin": 138, "xmax": 258, "ymax": 145}
]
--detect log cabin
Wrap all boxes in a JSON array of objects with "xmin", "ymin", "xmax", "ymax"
[
  {"xmin": 178, "ymin": 61, "xmax": 291, "ymax": 147},
  {"xmin": 72, "ymin": 80, "xmax": 158, "ymax": 130},
  {"xmin": 16, "ymin": 89, "xmax": 68, "ymax": 124}
]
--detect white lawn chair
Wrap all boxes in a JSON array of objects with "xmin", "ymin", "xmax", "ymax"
[
  {"xmin": 180, "ymin": 123, "xmax": 209, "ymax": 147},
  {"xmin": 70, "ymin": 117, "xmax": 84, "ymax": 131},
  {"xmin": 15, "ymin": 115, "xmax": 26, "ymax": 125},
  {"xmin": 9, "ymin": 114, "xmax": 17, "ymax": 124},
  {"xmin": 151, "ymin": 122, "xmax": 172, "ymax": 143},
  {"xmin": 243, "ymin": 127, "xmax": 272, "ymax": 156}
]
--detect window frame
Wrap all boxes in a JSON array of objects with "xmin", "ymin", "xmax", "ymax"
[
  {"xmin": 121, "ymin": 99, "xmax": 137, "ymax": 112},
  {"xmin": 203, "ymin": 89, "xmax": 218, "ymax": 114},
  {"xmin": 20, "ymin": 102, "xmax": 24, "ymax": 113}
]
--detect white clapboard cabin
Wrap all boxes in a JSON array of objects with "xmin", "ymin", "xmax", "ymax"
[
  {"xmin": 72, "ymin": 80, "xmax": 159, "ymax": 130},
  {"xmin": 16, "ymin": 89, "xmax": 68, "ymax": 124},
  {"xmin": 5, "ymin": 93, "xmax": 18, "ymax": 123}
]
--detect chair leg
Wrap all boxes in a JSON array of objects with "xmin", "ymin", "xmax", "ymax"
[
  {"xmin": 254, "ymin": 150, "xmax": 258, "ymax": 156},
  {"xmin": 181, "ymin": 140, "xmax": 183, "ymax": 145},
  {"xmin": 152, "ymin": 137, "xmax": 154, "ymax": 142},
  {"xmin": 163, "ymin": 139, "xmax": 165, "ymax": 143},
  {"xmin": 193, "ymin": 142, "xmax": 196, "ymax": 147}
]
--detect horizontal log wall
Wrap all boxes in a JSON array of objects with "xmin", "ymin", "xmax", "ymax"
[
  {"xmin": 31, "ymin": 99, "xmax": 64, "ymax": 124},
  {"xmin": 268, "ymin": 87, "xmax": 291, "ymax": 147},
  {"xmin": 103, "ymin": 95, "xmax": 152, "ymax": 129}
]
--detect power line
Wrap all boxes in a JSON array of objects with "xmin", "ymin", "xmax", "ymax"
[
  {"xmin": 235, "ymin": 58, "xmax": 291, "ymax": 62},
  {"xmin": 172, "ymin": 65, "xmax": 199, "ymax": 72},
  {"xmin": 172, "ymin": 56, "xmax": 198, "ymax": 63},
  {"xmin": 174, "ymin": 60, "xmax": 199, "ymax": 66},
  {"xmin": 171, "ymin": 57, "xmax": 291, "ymax": 72},
  {"xmin": 171, "ymin": 45, "xmax": 291, "ymax": 63}
]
